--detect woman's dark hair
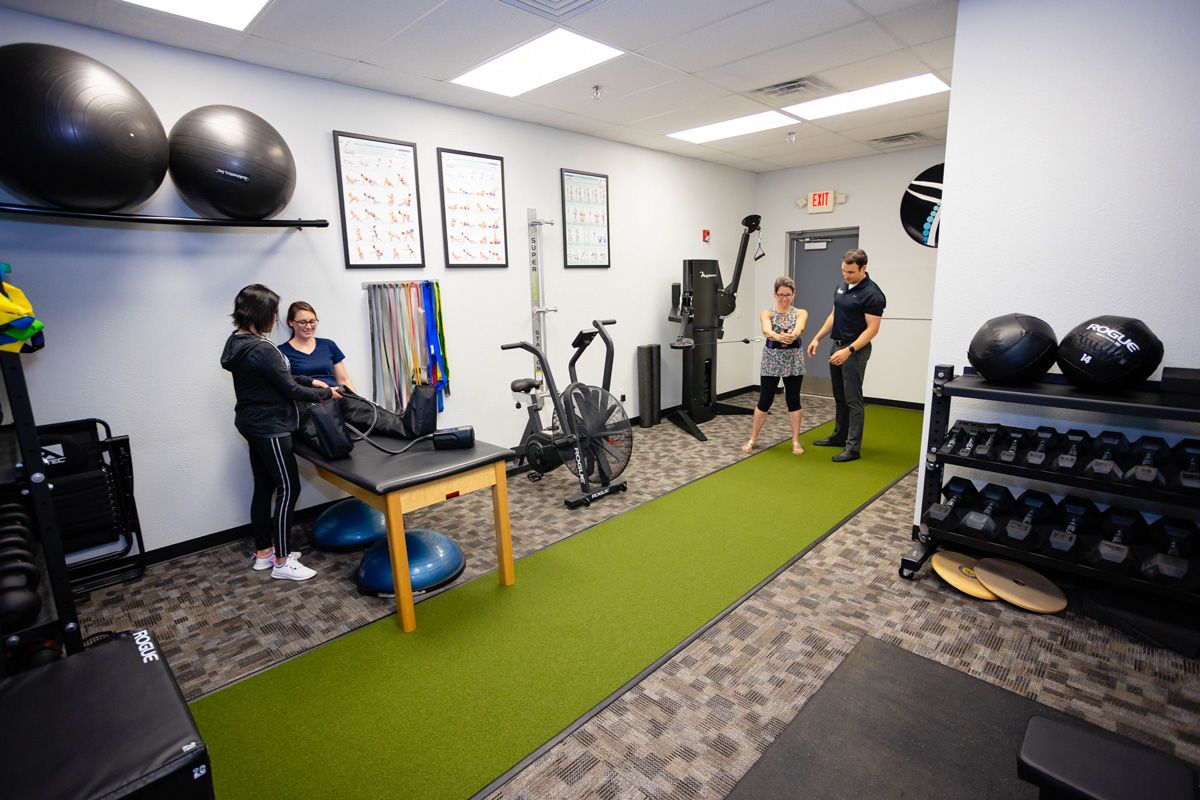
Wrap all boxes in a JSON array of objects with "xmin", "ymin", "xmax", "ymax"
[
  {"xmin": 231, "ymin": 284, "xmax": 280, "ymax": 333},
  {"xmin": 287, "ymin": 300, "xmax": 316, "ymax": 324}
]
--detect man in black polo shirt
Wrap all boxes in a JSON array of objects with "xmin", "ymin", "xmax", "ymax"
[{"xmin": 806, "ymin": 248, "xmax": 886, "ymax": 462}]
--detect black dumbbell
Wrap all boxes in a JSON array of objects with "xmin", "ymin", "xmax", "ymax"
[
  {"xmin": 1173, "ymin": 439, "xmax": 1200, "ymax": 491},
  {"xmin": 998, "ymin": 427, "xmax": 1032, "ymax": 464},
  {"xmin": 1025, "ymin": 426, "xmax": 1059, "ymax": 467},
  {"xmin": 1083, "ymin": 431, "xmax": 1129, "ymax": 480},
  {"xmin": 1044, "ymin": 495, "xmax": 1098, "ymax": 560},
  {"xmin": 1056, "ymin": 430, "xmax": 1092, "ymax": 471},
  {"xmin": 0, "ymin": 546, "xmax": 35, "ymax": 566},
  {"xmin": 0, "ymin": 561, "xmax": 43, "ymax": 632},
  {"xmin": 1127, "ymin": 436, "xmax": 1170, "ymax": 486},
  {"xmin": 939, "ymin": 422, "xmax": 968, "ymax": 455},
  {"xmin": 0, "ymin": 535, "xmax": 32, "ymax": 553},
  {"xmin": 956, "ymin": 423, "xmax": 983, "ymax": 458},
  {"xmin": 0, "ymin": 511, "xmax": 33, "ymax": 529},
  {"xmin": 1085, "ymin": 506, "xmax": 1146, "ymax": 574},
  {"xmin": 925, "ymin": 476, "xmax": 978, "ymax": 528},
  {"xmin": 972, "ymin": 424, "xmax": 1003, "ymax": 460},
  {"xmin": 0, "ymin": 523, "xmax": 31, "ymax": 544},
  {"xmin": 1140, "ymin": 517, "xmax": 1197, "ymax": 583},
  {"xmin": 1004, "ymin": 490, "xmax": 1055, "ymax": 548},
  {"xmin": 959, "ymin": 482, "xmax": 1015, "ymax": 540}
]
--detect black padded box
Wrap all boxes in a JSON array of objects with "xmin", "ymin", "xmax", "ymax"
[{"xmin": 0, "ymin": 629, "xmax": 213, "ymax": 800}]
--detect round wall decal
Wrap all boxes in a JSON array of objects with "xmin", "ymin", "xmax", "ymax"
[{"xmin": 901, "ymin": 163, "xmax": 943, "ymax": 247}]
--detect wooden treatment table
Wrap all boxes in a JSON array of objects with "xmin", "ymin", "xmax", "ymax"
[{"xmin": 295, "ymin": 437, "xmax": 515, "ymax": 632}]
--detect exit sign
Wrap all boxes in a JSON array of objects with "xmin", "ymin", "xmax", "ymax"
[{"xmin": 808, "ymin": 190, "xmax": 834, "ymax": 213}]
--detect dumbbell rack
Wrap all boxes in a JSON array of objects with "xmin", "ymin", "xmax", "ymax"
[
  {"xmin": 899, "ymin": 364, "xmax": 1200, "ymax": 606},
  {"xmin": 1, "ymin": 352, "xmax": 84, "ymax": 677}
]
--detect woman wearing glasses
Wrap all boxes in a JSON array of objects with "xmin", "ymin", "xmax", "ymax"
[
  {"xmin": 742, "ymin": 276, "xmax": 808, "ymax": 456},
  {"xmin": 279, "ymin": 301, "xmax": 356, "ymax": 394}
]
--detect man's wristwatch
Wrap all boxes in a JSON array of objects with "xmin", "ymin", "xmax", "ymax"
[{"xmin": 847, "ymin": 345, "xmax": 856, "ymax": 355}]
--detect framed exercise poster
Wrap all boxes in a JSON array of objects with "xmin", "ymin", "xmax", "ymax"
[
  {"xmin": 437, "ymin": 148, "xmax": 508, "ymax": 267},
  {"xmin": 561, "ymin": 169, "xmax": 610, "ymax": 268},
  {"xmin": 332, "ymin": 131, "xmax": 425, "ymax": 269}
]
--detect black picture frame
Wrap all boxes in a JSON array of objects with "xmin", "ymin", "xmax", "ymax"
[
  {"xmin": 437, "ymin": 148, "xmax": 508, "ymax": 268},
  {"xmin": 332, "ymin": 131, "xmax": 425, "ymax": 269},
  {"xmin": 560, "ymin": 168, "xmax": 610, "ymax": 268}
]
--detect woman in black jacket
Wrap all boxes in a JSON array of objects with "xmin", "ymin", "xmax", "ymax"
[{"xmin": 221, "ymin": 284, "xmax": 337, "ymax": 581}]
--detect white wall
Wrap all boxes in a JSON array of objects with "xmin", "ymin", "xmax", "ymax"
[
  {"xmin": 918, "ymin": 0, "xmax": 1200, "ymax": 510},
  {"xmin": 754, "ymin": 145, "xmax": 944, "ymax": 404},
  {"xmin": 0, "ymin": 9, "xmax": 757, "ymax": 551}
]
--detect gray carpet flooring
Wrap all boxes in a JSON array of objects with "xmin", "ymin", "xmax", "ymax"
[{"xmin": 75, "ymin": 391, "xmax": 1200, "ymax": 800}]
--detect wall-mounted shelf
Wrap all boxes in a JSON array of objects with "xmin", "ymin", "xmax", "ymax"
[{"xmin": 0, "ymin": 202, "xmax": 328, "ymax": 229}]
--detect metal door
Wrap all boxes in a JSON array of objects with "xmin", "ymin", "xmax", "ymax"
[{"xmin": 788, "ymin": 228, "xmax": 859, "ymax": 395}]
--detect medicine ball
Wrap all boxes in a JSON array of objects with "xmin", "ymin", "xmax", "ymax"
[
  {"xmin": 0, "ymin": 43, "xmax": 168, "ymax": 211},
  {"xmin": 1057, "ymin": 315, "xmax": 1164, "ymax": 391},
  {"xmin": 967, "ymin": 313, "xmax": 1058, "ymax": 384},
  {"xmin": 168, "ymin": 105, "xmax": 296, "ymax": 220}
]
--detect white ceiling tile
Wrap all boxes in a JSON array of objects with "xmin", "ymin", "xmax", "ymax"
[
  {"xmin": 838, "ymin": 110, "xmax": 948, "ymax": 140},
  {"xmin": 814, "ymin": 49, "xmax": 931, "ymax": 91},
  {"xmin": 765, "ymin": 140, "xmax": 877, "ymax": 167},
  {"xmin": 854, "ymin": 0, "xmax": 934, "ymax": 14},
  {"xmin": 912, "ymin": 35, "xmax": 954, "ymax": 70},
  {"xmin": 876, "ymin": 0, "xmax": 958, "ymax": 47},
  {"xmin": 576, "ymin": 76, "xmax": 736, "ymax": 125},
  {"xmin": 640, "ymin": 0, "xmax": 864, "ymax": 74},
  {"xmin": 248, "ymin": 0, "xmax": 439, "ymax": 60},
  {"xmin": 600, "ymin": 125, "xmax": 673, "ymax": 150},
  {"xmin": 698, "ymin": 20, "xmax": 901, "ymax": 92},
  {"xmin": 736, "ymin": 131, "xmax": 856, "ymax": 160},
  {"xmin": 227, "ymin": 36, "xmax": 356, "ymax": 79},
  {"xmin": 332, "ymin": 61, "xmax": 442, "ymax": 98},
  {"xmin": 563, "ymin": 0, "xmax": 767, "ymax": 52},
  {"xmin": 362, "ymin": 0, "xmax": 554, "ymax": 81},
  {"xmin": 630, "ymin": 94, "xmax": 785, "ymax": 135},
  {"xmin": 92, "ymin": 0, "xmax": 248, "ymax": 55},
  {"xmin": 811, "ymin": 91, "xmax": 949, "ymax": 131},
  {"xmin": 546, "ymin": 114, "xmax": 617, "ymax": 136},
  {"xmin": 418, "ymin": 81, "xmax": 565, "ymax": 124},
  {"xmin": 701, "ymin": 123, "xmax": 826, "ymax": 154},
  {"xmin": 0, "ymin": 0, "xmax": 97, "ymax": 25},
  {"xmin": 519, "ymin": 55, "xmax": 684, "ymax": 112}
]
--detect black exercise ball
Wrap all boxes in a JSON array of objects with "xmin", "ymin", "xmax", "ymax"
[
  {"xmin": 168, "ymin": 105, "xmax": 296, "ymax": 220},
  {"xmin": 0, "ymin": 42, "xmax": 168, "ymax": 212},
  {"xmin": 1056, "ymin": 315, "xmax": 1163, "ymax": 392},
  {"xmin": 967, "ymin": 313, "xmax": 1058, "ymax": 384}
]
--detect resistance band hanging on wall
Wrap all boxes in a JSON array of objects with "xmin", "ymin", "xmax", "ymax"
[{"xmin": 363, "ymin": 281, "xmax": 451, "ymax": 413}]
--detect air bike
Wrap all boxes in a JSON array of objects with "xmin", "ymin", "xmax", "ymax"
[{"xmin": 501, "ymin": 319, "xmax": 633, "ymax": 509}]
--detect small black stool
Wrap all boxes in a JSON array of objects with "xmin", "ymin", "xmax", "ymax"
[{"xmin": 1018, "ymin": 716, "xmax": 1198, "ymax": 799}]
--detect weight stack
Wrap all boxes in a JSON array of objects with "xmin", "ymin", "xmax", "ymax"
[{"xmin": 637, "ymin": 344, "xmax": 661, "ymax": 428}]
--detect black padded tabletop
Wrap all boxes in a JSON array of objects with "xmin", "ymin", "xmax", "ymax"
[{"xmin": 295, "ymin": 436, "xmax": 513, "ymax": 495}]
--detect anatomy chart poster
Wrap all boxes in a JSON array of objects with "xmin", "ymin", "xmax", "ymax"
[
  {"xmin": 333, "ymin": 131, "xmax": 425, "ymax": 268},
  {"xmin": 437, "ymin": 148, "xmax": 508, "ymax": 267}
]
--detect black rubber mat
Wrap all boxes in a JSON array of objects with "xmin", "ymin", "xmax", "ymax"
[{"xmin": 727, "ymin": 635, "xmax": 1113, "ymax": 800}]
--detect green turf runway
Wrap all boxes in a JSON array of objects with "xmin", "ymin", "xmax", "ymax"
[{"xmin": 191, "ymin": 406, "xmax": 922, "ymax": 799}]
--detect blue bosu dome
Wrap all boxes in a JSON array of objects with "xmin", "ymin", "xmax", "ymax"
[
  {"xmin": 310, "ymin": 499, "xmax": 387, "ymax": 552},
  {"xmin": 356, "ymin": 529, "xmax": 466, "ymax": 596}
]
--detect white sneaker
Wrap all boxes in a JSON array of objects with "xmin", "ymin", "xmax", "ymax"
[
  {"xmin": 271, "ymin": 557, "xmax": 317, "ymax": 581},
  {"xmin": 251, "ymin": 550, "xmax": 302, "ymax": 571}
]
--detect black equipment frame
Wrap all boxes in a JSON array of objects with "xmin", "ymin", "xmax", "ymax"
[
  {"xmin": 667, "ymin": 213, "xmax": 762, "ymax": 441},
  {"xmin": 900, "ymin": 364, "xmax": 1200, "ymax": 606}
]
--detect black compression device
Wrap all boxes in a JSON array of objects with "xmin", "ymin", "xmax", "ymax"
[{"xmin": 431, "ymin": 426, "xmax": 475, "ymax": 450}]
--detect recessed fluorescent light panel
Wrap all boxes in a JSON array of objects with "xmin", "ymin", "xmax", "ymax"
[
  {"xmin": 120, "ymin": 0, "xmax": 269, "ymax": 30},
  {"xmin": 451, "ymin": 29, "xmax": 623, "ymax": 97},
  {"xmin": 668, "ymin": 111, "xmax": 796, "ymax": 144},
  {"xmin": 784, "ymin": 73, "xmax": 949, "ymax": 120}
]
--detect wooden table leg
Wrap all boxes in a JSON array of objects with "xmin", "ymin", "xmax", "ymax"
[
  {"xmin": 492, "ymin": 461, "xmax": 515, "ymax": 586},
  {"xmin": 383, "ymin": 492, "xmax": 417, "ymax": 632}
]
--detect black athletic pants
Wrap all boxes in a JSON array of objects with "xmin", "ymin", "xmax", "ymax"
[
  {"xmin": 757, "ymin": 375, "xmax": 804, "ymax": 413},
  {"xmin": 244, "ymin": 433, "xmax": 300, "ymax": 557},
  {"xmin": 829, "ymin": 340, "xmax": 872, "ymax": 454}
]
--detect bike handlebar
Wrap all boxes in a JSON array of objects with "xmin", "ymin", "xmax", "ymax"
[
  {"xmin": 596, "ymin": 319, "xmax": 616, "ymax": 326},
  {"xmin": 500, "ymin": 342, "xmax": 526, "ymax": 350}
]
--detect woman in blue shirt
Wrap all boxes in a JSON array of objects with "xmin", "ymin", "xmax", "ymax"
[{"xmin": 279, "ymin": 301, "xmax": 356, "ymax": 393}]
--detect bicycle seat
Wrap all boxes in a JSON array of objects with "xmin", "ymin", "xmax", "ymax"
[{"xmin": 511, "ymin": 378, "xmax": 542, "ymax": 393}]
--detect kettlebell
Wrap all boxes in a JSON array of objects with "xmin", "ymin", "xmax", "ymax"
[{"xmin": 0, "ymin": 561, "xmax": 42, "ymax": 631}]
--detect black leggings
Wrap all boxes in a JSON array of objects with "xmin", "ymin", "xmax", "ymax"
[
  {"xmin": 244, "ymin": 433, "xmax": 301, "ymax": 557},
  {"xmin": 757, "ymin": 375, "xmax": 804, "ymax": 413}
]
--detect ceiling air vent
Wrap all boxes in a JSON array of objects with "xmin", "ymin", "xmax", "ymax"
[
  {"xmin": 752, "ymin": 76, "xmax": 834, "ymax": 100},
  {"xmin": 869, "ymin": 132, "xmax": 931, "ymax": 150},
  {"xmin": 500, "ymin": 0, "xmax": 612, "ymax": 21}
]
